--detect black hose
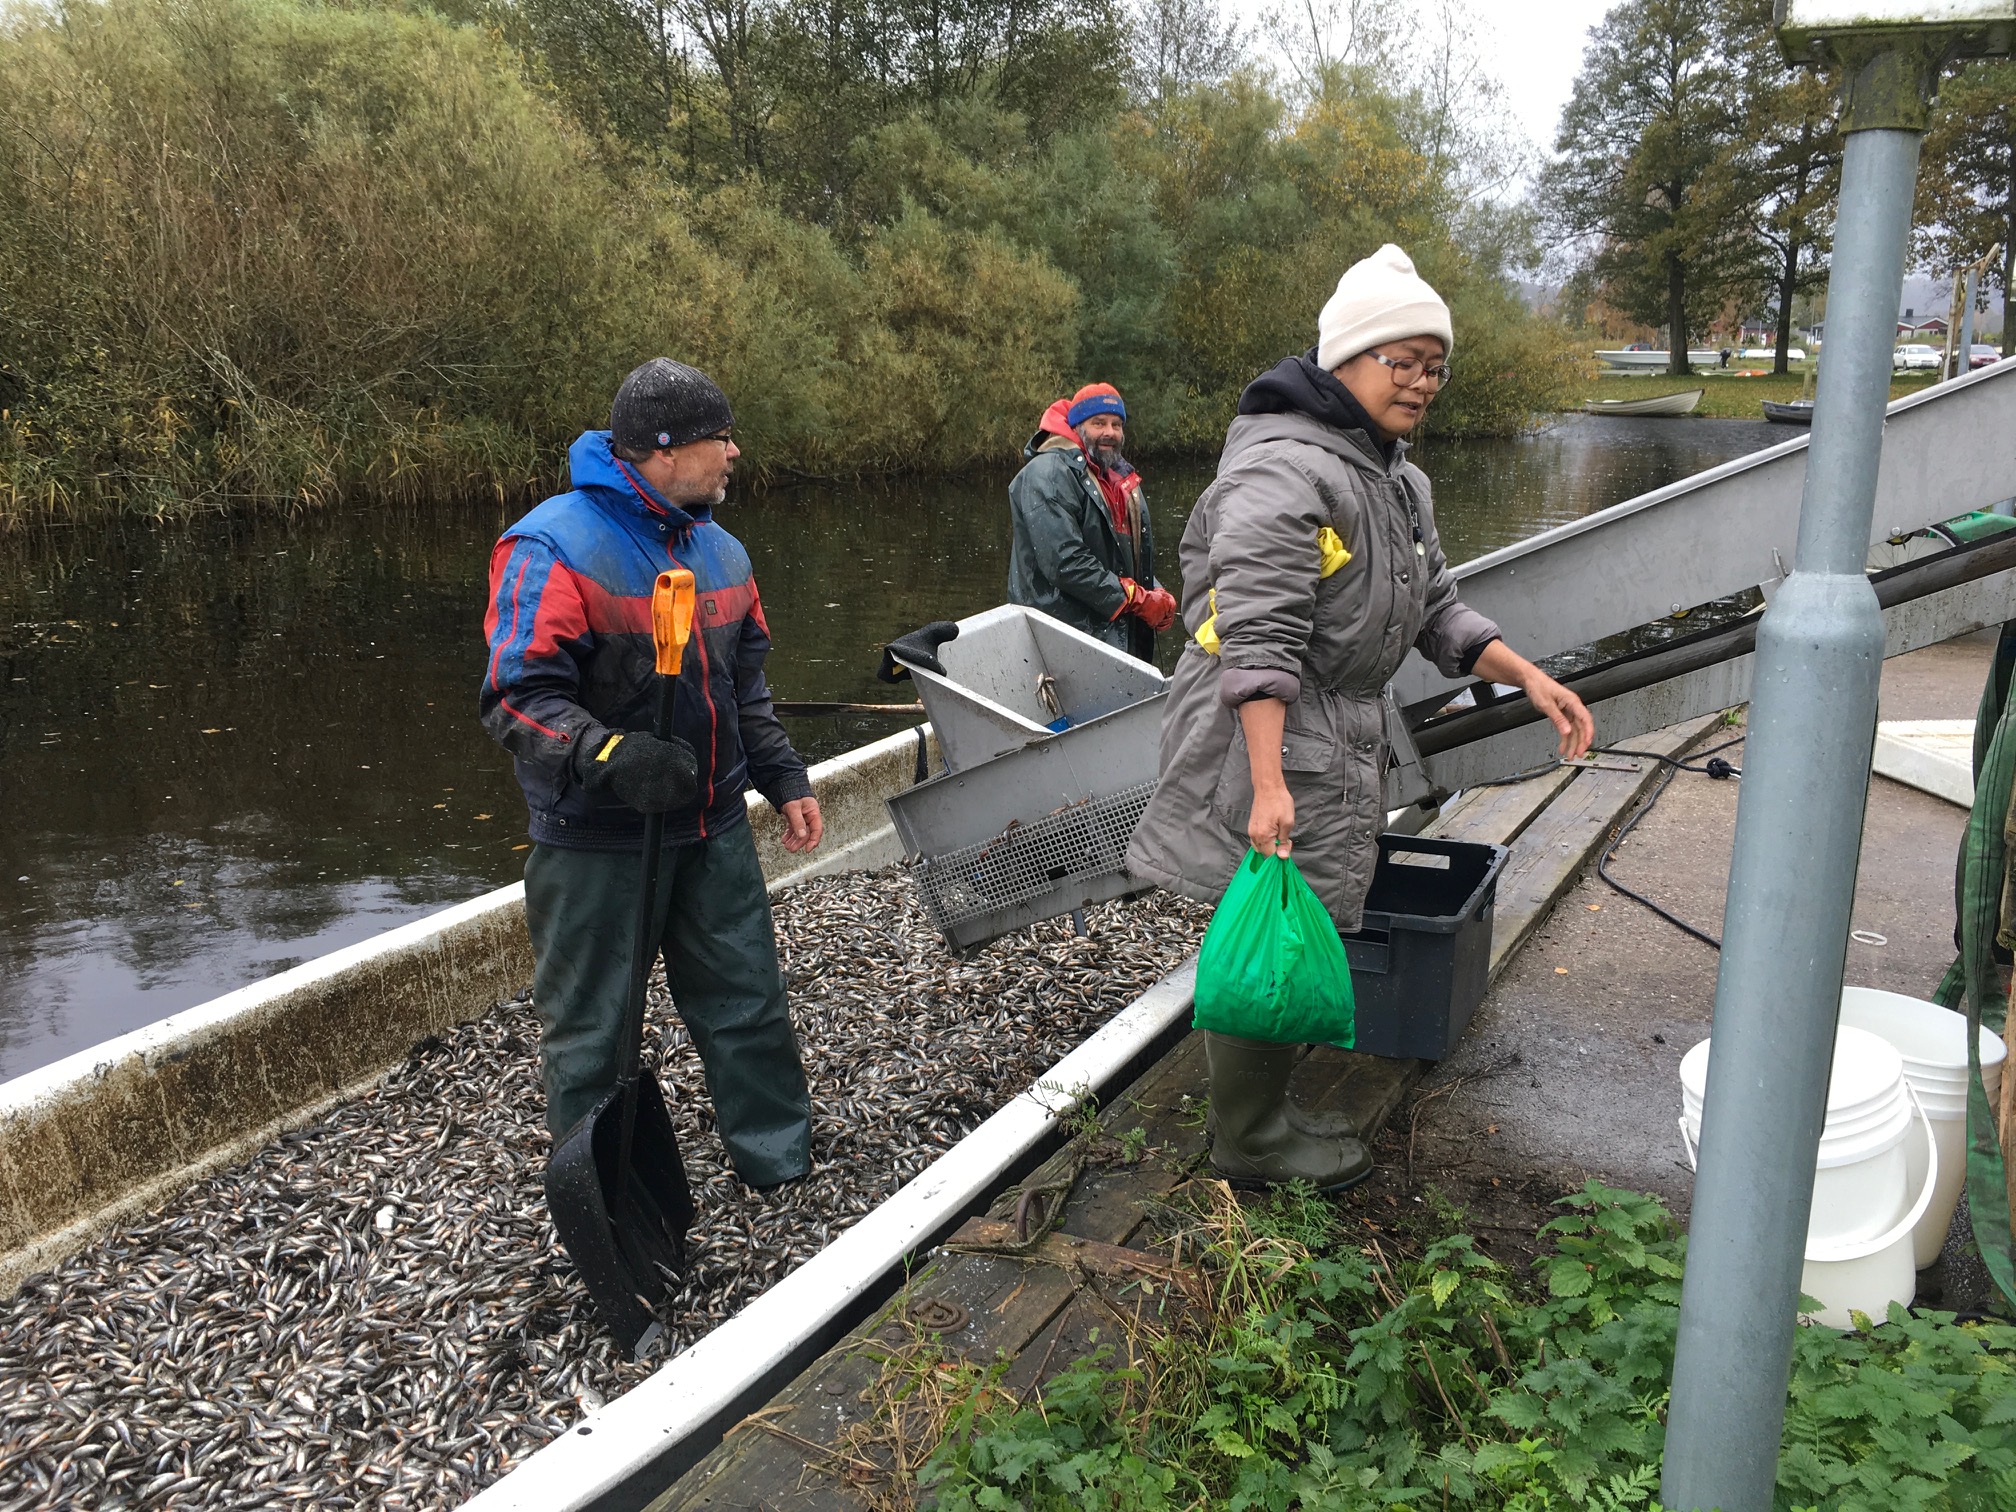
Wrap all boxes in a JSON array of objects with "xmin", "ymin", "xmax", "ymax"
[
  {"xmin": 1462, "ymin": 737, "xmax": 1743, "ymax": 942},
  {"xmin": 1597, "ymin": 766, "xmax": 1724, "ymax": 948},
  {"xmin": 1595, "ymin": 736, "xmax": 1745, "ymax": 777},
  {"xmin": 1592, "ymin": 737, "xmax": 1745, "ymax": 949},
  {"xmin": 1465, "ymin": 736, "xmax": 1745, "ymax": 790}
]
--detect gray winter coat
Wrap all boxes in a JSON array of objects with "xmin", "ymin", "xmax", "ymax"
[{"xmin": 1124, "ymin": 408, "xmax": 1499, "ymax": 932}]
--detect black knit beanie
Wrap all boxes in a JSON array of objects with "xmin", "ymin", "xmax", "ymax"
[{"xmin": 610, "ymin": 358, "xmax": 734, "ymax": 451}]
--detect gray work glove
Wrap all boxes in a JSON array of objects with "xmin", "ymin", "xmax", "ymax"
[{"xmin": 877, "ymin": 620, "xmax": 960, "ymax": 682}]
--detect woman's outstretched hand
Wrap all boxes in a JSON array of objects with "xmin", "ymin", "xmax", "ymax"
[
  {"xmin": 1470, "ymin": 640, "xmax": 1595, "ymax": 760},
  {"xmin": 1525, "ymin": 671, "xmax": 1595, "ymax": 759}
]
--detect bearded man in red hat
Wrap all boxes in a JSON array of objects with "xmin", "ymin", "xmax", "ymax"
[{"xmin": 1005, "ymin": 382, "xmax": 1175, "ymax": 661}]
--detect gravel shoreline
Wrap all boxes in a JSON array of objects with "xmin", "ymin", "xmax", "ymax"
[{"xmin": 0, "ymin": 870, "xmax": 1206, "ymax": 1509}]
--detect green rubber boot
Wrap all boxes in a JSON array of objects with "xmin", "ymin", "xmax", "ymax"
[
  {"xmin": 1205, "ymin": 1032, "xmax": 1373, "ymax": 1191},
  {"xmin": 1206, "ymin": 1050, "xmax": 1361, "ymax": 1142},
  {"xmin": 1209, "ymin": 1099, "xmax": 1362, "ymax": 1141}
]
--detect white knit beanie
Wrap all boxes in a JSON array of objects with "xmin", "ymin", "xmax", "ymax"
[{"xmin": 1316, "ymin": 244, "xmax": 1453, "ymax": 372}]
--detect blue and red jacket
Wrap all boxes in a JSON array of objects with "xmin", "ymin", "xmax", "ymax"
[{"xmin": 480, "ymin": 431, "xmax": 813, "ymax": 851}]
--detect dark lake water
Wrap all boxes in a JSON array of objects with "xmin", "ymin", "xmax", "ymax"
[{"xmin": 0, "ymin": 415, "xmax": 1785, "ymax": 1079}]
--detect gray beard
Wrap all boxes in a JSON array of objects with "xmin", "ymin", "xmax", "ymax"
[{"xmin": 1086, "ymin": 441, "xmax": 1125, "ymax": 472}]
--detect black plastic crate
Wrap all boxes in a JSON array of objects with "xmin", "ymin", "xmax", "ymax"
[{"xmin": 1339, "ymin": 833, "xmax": 1509, "ymax": 1061}]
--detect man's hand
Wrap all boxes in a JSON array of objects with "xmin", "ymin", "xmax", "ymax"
[
  {"xmin": 1117, "ymin": 578, "xmax": 1177, "ymax": 633},
  {"xmin": 780, "ymin": 797, "xmax": 823, "ymax": 853},
  {"xmin": 1129, "ymin": 583, "xmax": 1178, "ymax": 633},
  {"xmin": 581, "ymin": 731, "xmax": 698, "ymax": 813}
]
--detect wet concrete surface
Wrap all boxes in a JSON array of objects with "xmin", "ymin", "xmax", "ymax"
[
  {"xmin": 1878, "ymin": 626, "xmax": 1997, "ymax": 722},
  {"xmin": 1389, "ymin": 633, "xmax": 1996, "ymax": 1295}
]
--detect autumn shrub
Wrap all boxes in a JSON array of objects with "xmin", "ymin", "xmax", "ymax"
[
  {"xmin": 0, "ymin": 0, "xmax": 1585, "ymax": 525},
  {"xmin": 0, "ymin": 0, "xmax": 1075, "ymax": 520},
  {"xmin": 0, "ymin": 0, "xmax": 641, "ymax": 518}
]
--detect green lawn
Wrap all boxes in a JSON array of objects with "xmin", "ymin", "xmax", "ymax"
[{"xmin": 1572, "ymin": 366, "xmax": 1940, "ymax": 419}]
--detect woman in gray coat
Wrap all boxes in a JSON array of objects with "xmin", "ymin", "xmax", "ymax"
[{"xmin": 1127, "ymin": 245, "xmax": 1593, "ymax": 1189}]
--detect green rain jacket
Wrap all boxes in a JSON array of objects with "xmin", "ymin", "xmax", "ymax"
[{"xmin": 1005, "ymin": 405, "xmax": 1157, "ymax": 658}]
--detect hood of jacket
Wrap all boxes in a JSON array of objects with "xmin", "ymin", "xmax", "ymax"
[
  {"xmin": 1236, "ymin": 351, "xmax": 1401, "ymax": 470},
  {"xmin": 1023, "ymin": 399, "xmax": 1084, "ymax": 462},
  {"xmin": 566, "ymin": 429, "xmax": 714, "ymax": 540}
]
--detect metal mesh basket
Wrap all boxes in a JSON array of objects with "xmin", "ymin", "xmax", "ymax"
[{"xmin": 909, "ymin": 779, "xmax": 1157, "ymax": 939}]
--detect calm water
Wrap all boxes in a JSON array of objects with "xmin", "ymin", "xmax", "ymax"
[{"xmin": 0, "ymin": 415, "xmax": 1784, "ymax": 1078}]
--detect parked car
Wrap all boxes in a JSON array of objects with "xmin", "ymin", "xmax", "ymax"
[
  {"xmin": 1894, "ymin": 344, "xmax": 1942, "ymax": 370},
  {"xmin": 1970, "ymin": 344, "xmax": 2003, "ymax": 369}
]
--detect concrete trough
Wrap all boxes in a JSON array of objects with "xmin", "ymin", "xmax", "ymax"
[{"xmin": 1871, "ymin": 718, "xmax": 1975, "ymax": 808}]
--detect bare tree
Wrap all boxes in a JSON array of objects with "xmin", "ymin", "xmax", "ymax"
[
  {"xmin": 1262, "ymin": 0, "xmax": 1399, "ymax": 106},
  {"xmin": 1129, "ymin": 0, "xmax": 1242, "ymax": 109},
  {"xmin": 1397, "ymin": 0, "xmax": 1529, "ymax": 211}
]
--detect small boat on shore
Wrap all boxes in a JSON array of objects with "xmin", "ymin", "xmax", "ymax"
[
  {"xmin": 1763, "ymin": 399, "xmax": 1814, "ymax": 426},
  {"xmin": 1585, "ymin": 388, "xmax": 1704, "ymax": 418},
  {"xmin": 1595, "ymin": 349, "xmax": 1721, "ymax": 371}
]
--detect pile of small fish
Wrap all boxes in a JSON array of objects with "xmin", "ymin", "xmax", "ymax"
[{"xmin": 0, "ymin": 871, "xmax": 1206, "ymax": 1509}]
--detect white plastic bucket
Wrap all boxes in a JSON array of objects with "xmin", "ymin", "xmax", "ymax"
[
  {"xmin": 1678, "ymin": 1073, "xmax": 1940, "ymax": 1330},
  {"xmin": 1799, "ymin": 1086, "xmax": 1940, "ymax": 1329},
  {"xmin": 1678, "ymin": 1027, "xmax": 1912, "ymax": 1248},
  {"xmin": 1838, "ymin": 986, "xmax": 2010, "ymax": 1266}
]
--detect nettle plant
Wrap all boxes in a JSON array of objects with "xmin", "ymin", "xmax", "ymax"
[{"xmin": 914, "ymin": 1184, "xmax": 2016, "ymax": 1511}]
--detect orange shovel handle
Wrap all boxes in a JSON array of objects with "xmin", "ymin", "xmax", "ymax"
[{"xmin": 653, "ymin": 568, "xmax": 696, "ymax": 677}]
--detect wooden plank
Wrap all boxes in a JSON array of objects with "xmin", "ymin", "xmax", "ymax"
[
  {"xmin": 652, "ymin": 1257, "xmax": 1080, "ymax": 1511},
  {"xmin": 1097, "ymin": 1031, "xmax": 1210, "ymax": 1152},
  {"xmin": 1424, "ymin": 761, "xmax": 1580, "ymax": 847},
  {"xmin": 984, "ymin": 1032, "xmax": 1209, "ymax": 1247},
  {"xmin": 1485, "ymin": 714, "xmax": 1724, "ymax": 979},
  {"xmin": 993, "ymin": 1283, "xmax": 1177, "ymax": 1399},
  {"xmin": 944, "ymin": 1219, "xmax": 1206, "ymax": 1304},
  {"xmin": 1290, "ymin": 1044, "xmax": 1422, "ymax": 1137},
  {"xmin": 1052, "ymin": 1161, "xmax": 1192, "ymax": 1247}
]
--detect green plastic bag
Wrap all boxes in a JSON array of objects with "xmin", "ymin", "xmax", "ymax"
[{"xmin": 1192, "ymin": 849, "xmax": 1356, "ymax": 1047}]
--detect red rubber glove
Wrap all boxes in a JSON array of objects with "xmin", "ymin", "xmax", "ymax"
[{"xmin": 1122, "ymin": 580, "xmax": 1177, "ymax": 632}]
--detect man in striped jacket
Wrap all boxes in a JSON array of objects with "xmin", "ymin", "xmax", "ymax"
[{"xmin": 481, "ymin": 359, "xmax": 819, "ymax": 1188}]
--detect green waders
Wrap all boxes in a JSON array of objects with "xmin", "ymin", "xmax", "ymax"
[
  {"xmin": 1931, "ymin": 621, "xmax": 2016, "ymax": 1316},
  {"xmin": 523, "ymin": 820, "xmax": 812, "ymax": 1188}
]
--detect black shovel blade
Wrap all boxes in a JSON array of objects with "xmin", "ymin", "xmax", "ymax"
[{"xmin": 544, "ymin": 1073, "xmax": 698, "ymax": 1352}]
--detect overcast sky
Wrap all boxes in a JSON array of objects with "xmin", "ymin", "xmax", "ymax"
[{"xmin": 1223, "ymin": 0, "xmax": 1622, "ymax": 160}]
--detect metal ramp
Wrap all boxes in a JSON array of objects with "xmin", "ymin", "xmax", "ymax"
[{"xmin": 1388, "ymin": 359, "xmax": 2016, "ymax": 804}]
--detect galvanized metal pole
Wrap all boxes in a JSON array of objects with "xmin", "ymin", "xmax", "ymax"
[
  {"xmin": 1943, "ymin": 267, "xmax": 1965, "ymax": 378},
  {"xmin": 1660, "ymin": 45, "xmax": 1941, "ymax": 1512},
  {"xmin": 1960, "ymin": 266, "xmax": 1980, "ymax": 372}
]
